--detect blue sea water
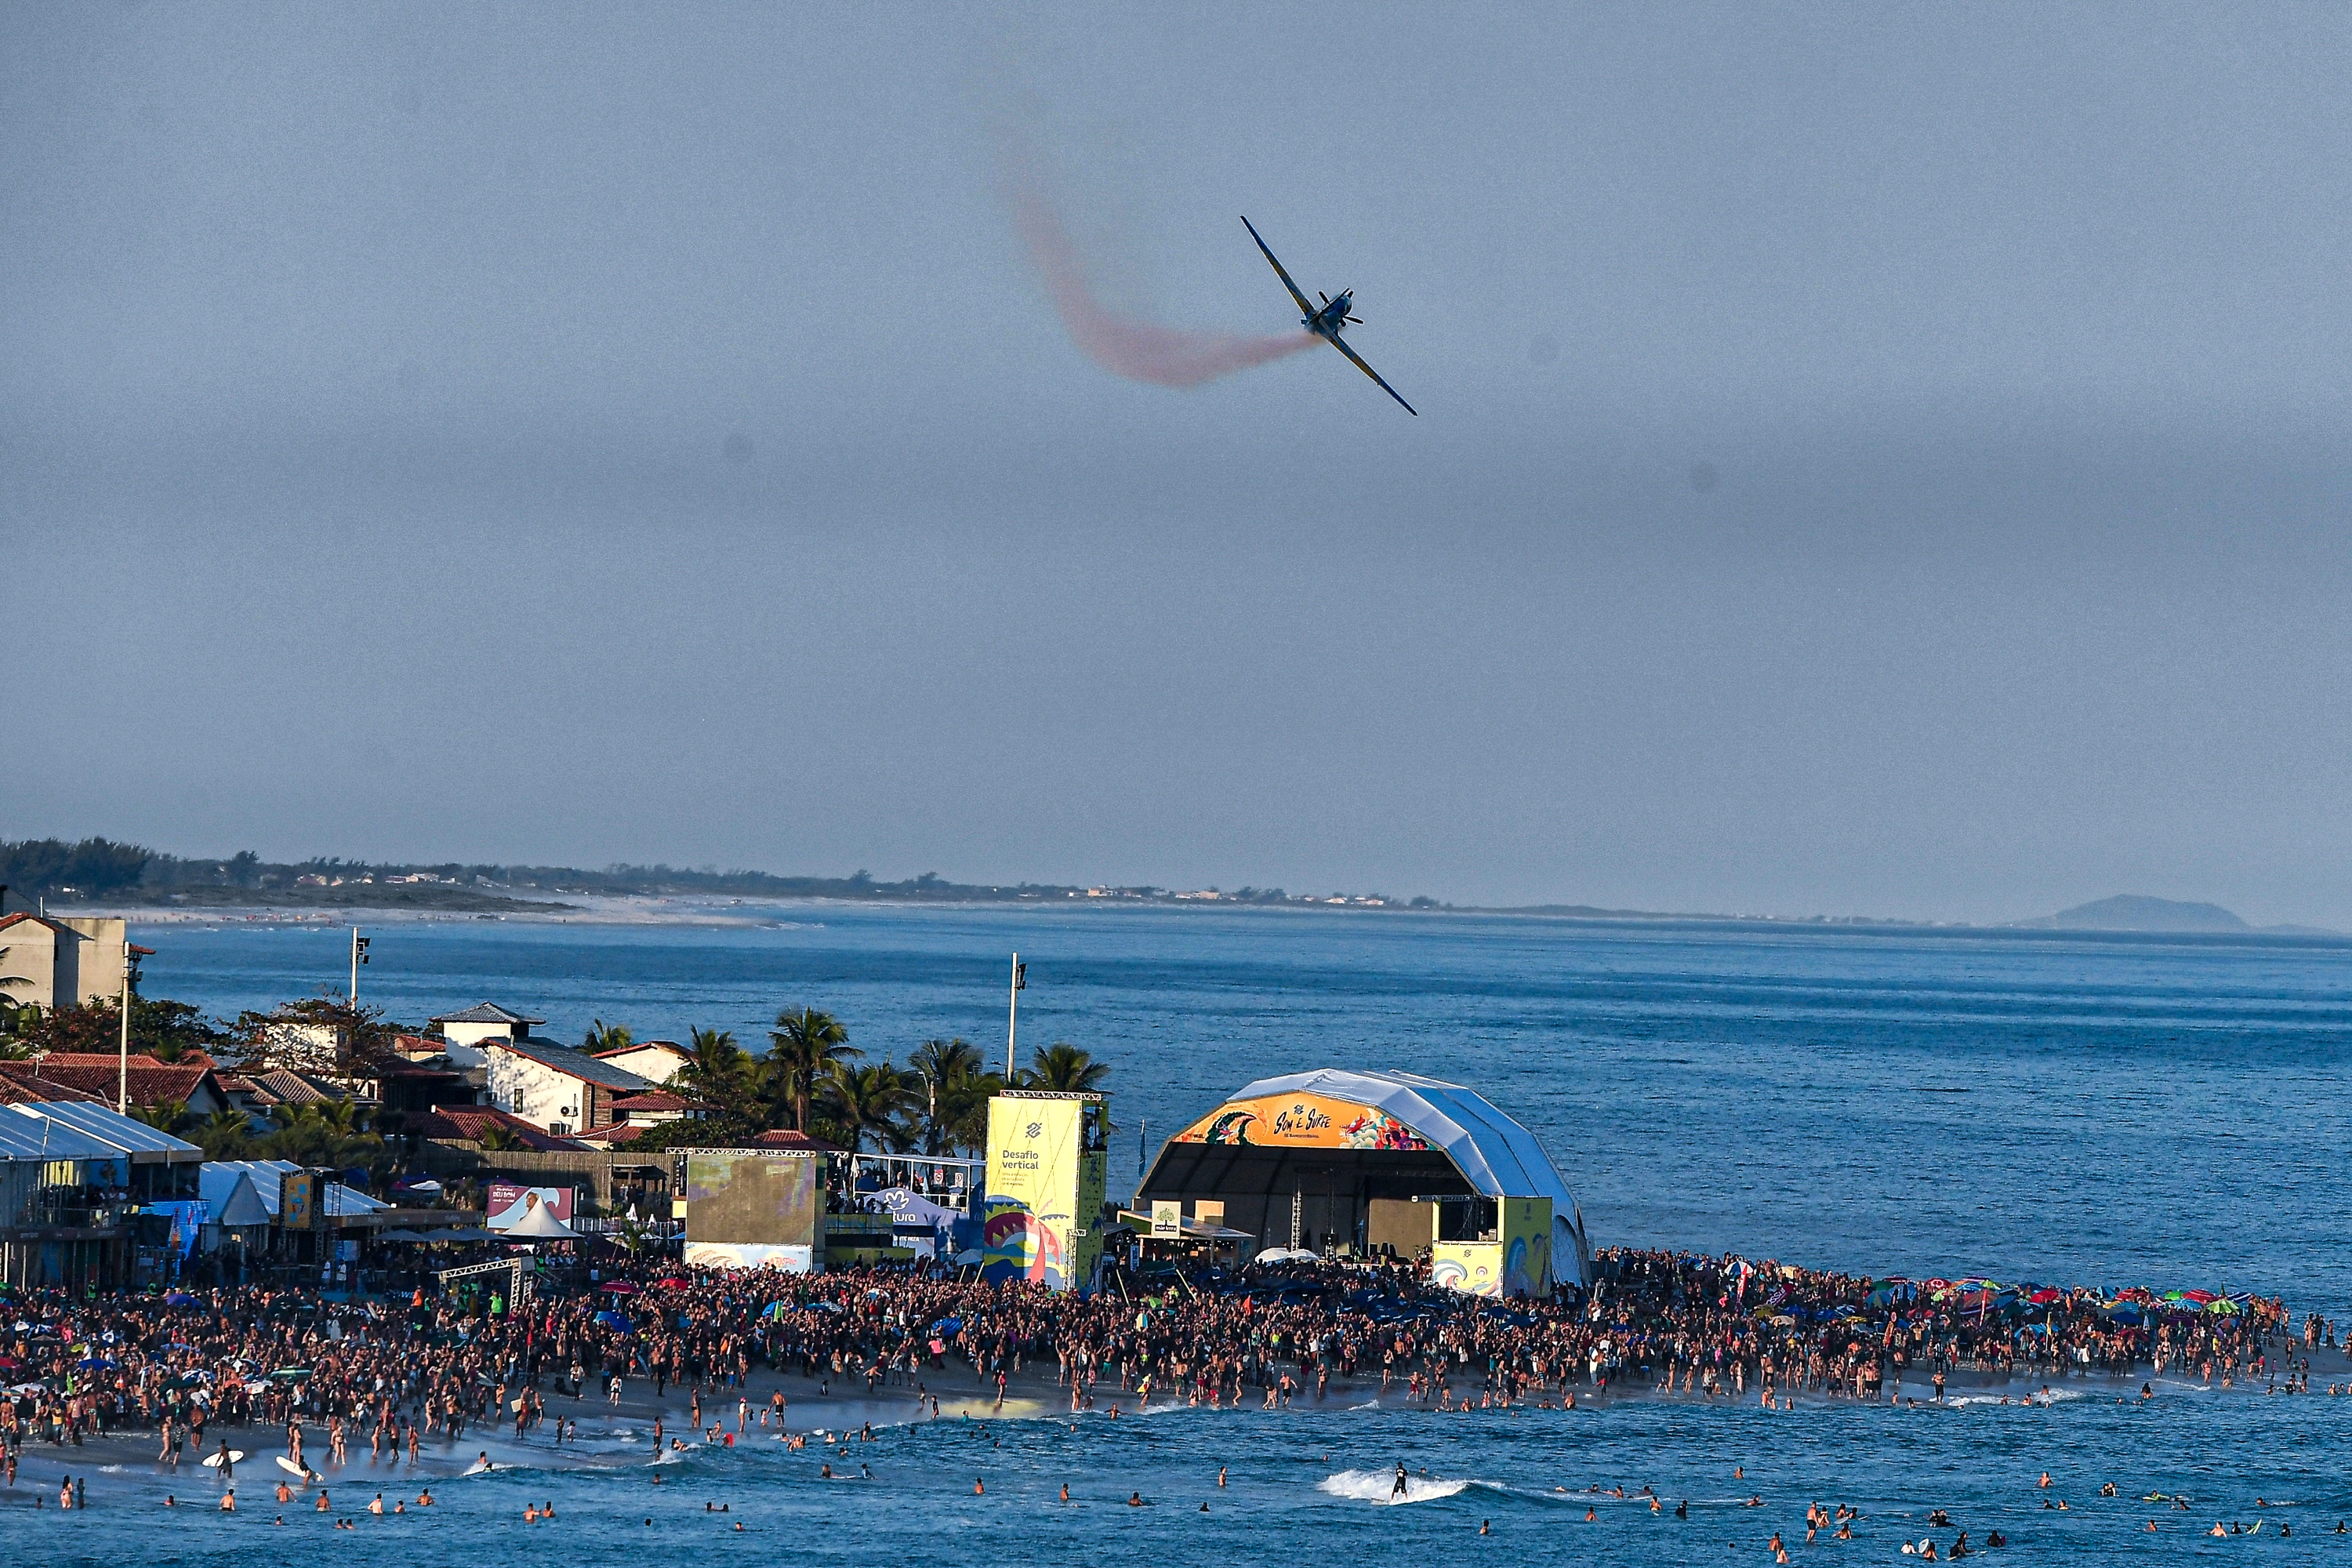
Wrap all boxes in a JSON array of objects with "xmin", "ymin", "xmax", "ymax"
[{"xmin": 19, "ymin": 905, "xmax": 2343, "ymax": 1566}]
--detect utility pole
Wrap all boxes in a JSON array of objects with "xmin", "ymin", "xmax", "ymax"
[
  {"xmin": 1005, "ymin": 953, "xmax": 1025, "ymax": 1080},
  {"xmin": 118, "ymin": 939, "xmax": 132, "ymax": 1115},
  {"xmin": 349, "ymin": 927, "xmax": 370, "ymax": 1005}
]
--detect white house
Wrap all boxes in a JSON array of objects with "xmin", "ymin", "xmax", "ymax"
[
  {"xmin": 482, "ymin": 1036, "xmax": 653, "ymax": 1136},
  {"xmin": 426, "ymin": 1003, "xmax": 545, "ymax": 1068},
  {"xmin": 593, "ymin": 1040, "xmax": 691, "ymax": 1085}
]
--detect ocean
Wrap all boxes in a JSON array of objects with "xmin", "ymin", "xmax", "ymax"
[{"xmin": 18, "ymin": 904, "xmax": 2346, "ymax": 1565}]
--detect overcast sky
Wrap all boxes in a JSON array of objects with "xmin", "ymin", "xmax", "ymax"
[{"xmin": 8, "ymin": 4, "xmax": 2352, "ymax": 924}]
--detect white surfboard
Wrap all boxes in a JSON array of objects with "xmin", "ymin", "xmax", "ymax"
[
  {"xmin": 201, "ymin": 1450, "xmax": 245, "ymax": 1468},
  {"xmin": 275, "ymin": 1456, "xmax": 314, "ymax": 1479}
]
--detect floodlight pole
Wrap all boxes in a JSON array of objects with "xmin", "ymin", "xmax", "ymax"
[
  {"xmin": 119, "ymin": 940, "xmax": 132, "ymax": 1114},
  {"xmin": 350, "ymin": 925, "xmax": 361, "ymax": 1006},
  {"xmin": 1005, "ymin": 952, "xmax": 1025, "ymax": 1080}
]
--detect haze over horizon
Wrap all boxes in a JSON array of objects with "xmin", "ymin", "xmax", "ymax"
[{"xmin": 9, "ymin": 7, "xmax": 2352, "ymax": 929}]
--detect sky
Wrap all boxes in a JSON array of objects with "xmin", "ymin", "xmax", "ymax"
[{"xmin": 7, "ymin": 4, "xmax": 2352, "ymax": 925}]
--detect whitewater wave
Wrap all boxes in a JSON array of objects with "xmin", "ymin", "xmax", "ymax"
[{"xmin": 1319, "ymin": 1468, "xmax": 1475, "ymax": 1505}]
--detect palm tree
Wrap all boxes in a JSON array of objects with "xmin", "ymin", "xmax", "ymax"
[
  {"xmin": 764, "ymin": 1007, "xmax": 858, "ymax": 1132},
  {"xmin": 677, "ymin": 1026, "xmax": 753, "ymax": 1114},
  {"xmin": 818, "ymin": 1061, "xmax": 919, "ymax": 1152},
  {"xmin": 189, "ymin": 1107, "xmax": 253, "ymax": 1160},
  {"xmin": 128, "ymin": 1098, "xmax": 191, "ymax": 1134},
  {"xmin": 474, "ymin": 1120, "xmax": 528, "ymax": 1152},
  {"xmin": 1016, "ymin": 1041, "xmax": 1111, "ymax": 1094},
  {"xmin": 908, "ymin": 1036, "xmax": 1002, "ymax": 1156},
  {"xmin": 582, "ymin": 1018, "xmax": 634, "ymax": 1054}
]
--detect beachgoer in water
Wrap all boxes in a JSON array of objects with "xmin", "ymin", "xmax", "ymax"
[{"xmin": 1392, "ymin": 1463, "xmax": 1409, "ymax": 1499}]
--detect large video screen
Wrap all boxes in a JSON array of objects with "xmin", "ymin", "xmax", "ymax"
[{"xmin": 684, "ymin": 1151, "xmax": 820, "ymax": 1271}]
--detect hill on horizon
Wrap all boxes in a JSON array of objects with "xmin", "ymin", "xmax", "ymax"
[{"xmin": 2013, "ymin": 894, "xmax": 2336, "ymax": 935}]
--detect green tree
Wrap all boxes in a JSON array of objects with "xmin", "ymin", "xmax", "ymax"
[
  {"xmin": 1015, "ymin": 1040, "xmax": 1112, "ymax": 1094},
  {"xmin": 676, "ymin": 1026, "xmax": 754, "ymax": 1115},
  {"xmin": 764, "ymin": 1007, "xmax": 858, "ymax": 1132},
  {"xmin": 907, "ymin": 1036, "xmax": 1003, "ymax": 1156},
  {"xmin": 127, "ymin": 1098, "xmax": 191, "ymax": 1134},
  {"xmin": 582, "ymin": 1018, "xmax": 634, "ymax": 1054},
  {"xmin": 187, "ymin": 1108, "xmax": 253, "ymax": 1160},
  {"xmin": 15, "ymin": 995, "xmax": 234, "ymax": 1060},
  {"xmin": 473, "ymin": 1120, "xmax": 529, "ymax": 1152},
  {"xmin": 818, "ymin": 1061, "xmax": 919, "ymax": 1152},
  {"xmin": 256, "ymin": 1104, "xmax": 387, "ymax": 1179}
]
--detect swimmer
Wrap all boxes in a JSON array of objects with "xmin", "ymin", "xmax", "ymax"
[
  {"xmin": 1200, "ymin": 1502, "xmax": 1210, "ymax": 1513},
  {"xmin": 418, "ymin": 1489, "xmax": 434, "ymax": 1506},
  {"xmin": 1061, "ymin": 1483, "xmax": 1069, "ymax": 1502},
  {"xmin": 369, "ymin": 1494, "xmax": 384, "ymax": 1515},
  {"xmin": 1128, "ymin": 1492, "xmax": 1145, "ymax": 1507},
  {"xmin": 974, "ymin": 1477, "xmax": 984, "ymax": 1495},
  {"xmin": 1479, "ymin": 1519, "xmax": 1490, "ymax": 1535},
  {"xmin": 1218, "ymin": 1467, "xmax": 1227, "ymax": 1488},
  {"xmin": 220, "ymin": 1491, "xmax": 236, "ymax": 1512}
]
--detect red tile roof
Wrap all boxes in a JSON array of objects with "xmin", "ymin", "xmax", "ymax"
[
  {"xmin": 609, "ymin": 1089, "xmax": 702, "ymax": 1114},
  {"xmin": 0, "ymin": 1055, "xmax": 223, "ymax": 1110},
  {"xmin": 412, "ymin": 1105, "xmax": 590, "ymax": 1152},
  {"xmin": 754, "ymin": 1128, "xmax": 844, "ymax": 1152},
  {"xmin": 0, "ymin": 1073, "xmax": 107, "ymax": 1106}
]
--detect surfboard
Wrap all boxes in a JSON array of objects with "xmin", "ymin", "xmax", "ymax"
[
  {"xmin": 201, "ymin": 1450, "xmax": 245, "ymax": 1468},
  {"xmin": 276, "ymin": 1456, "xmax": 314, "ymax": 1479}
]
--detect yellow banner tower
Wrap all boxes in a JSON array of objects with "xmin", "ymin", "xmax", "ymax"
[{"xmin": 983, "ymin": 1091, "xmax": 1109, "ymax": 1291}]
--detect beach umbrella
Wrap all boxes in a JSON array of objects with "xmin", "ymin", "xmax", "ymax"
[
  {"xmin": 599, "ymin": 1281, "xmax": 641, "ymax": 1296},
  {"xmin": 654, "ymin": 1277, "xmax": 689, "ymax": 1290},
  {"xmin": 594, "ymin": 1311, "xmax": 633, "ymax": 1333}
]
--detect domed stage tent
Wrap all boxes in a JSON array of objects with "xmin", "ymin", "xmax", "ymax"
[{"xmin": 1136, "ymin": 1069, "xmax": 1593, "ymax": 1291}]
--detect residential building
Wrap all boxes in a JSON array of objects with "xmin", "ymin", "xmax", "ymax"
[
  {"xmin": 481, "ymin": 1036, "xmax": 652, "ymax": 1135},
  {"xmin": 427, "ymin": 1003, "xmax": 544, "ymax": 1066},
  {"xmin": 410, "ymin": 1105, "xmax": 590, "ymax": 1152},
  {"xmin": 593, "ymin": 1040, "xmax": 691, "ymax": 1084},
  {"xmin": 0, "ymin": 913, "xmax": 143, "ymax": 1012},
  {"xmin": 0, "ymin": 1052, "xmax": 230, "ymax": 1117}
]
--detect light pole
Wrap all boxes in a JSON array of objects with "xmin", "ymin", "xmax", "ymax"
[
  {"xmin": 349, "ymin": 927, "xmax": 370, "ymax": 1005},
  {"xmin": 1005, "ymin": 953, "xmax": 1026, "ymax": 1081},
  {"xmin": 118, "ymin": 939, "xmax": 132, "ymax": 1114}
]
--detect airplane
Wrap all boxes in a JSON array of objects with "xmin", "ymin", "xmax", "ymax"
[{"xmin": 1240, "ymin": 216, "xmax": 1417, "ymax": 415}]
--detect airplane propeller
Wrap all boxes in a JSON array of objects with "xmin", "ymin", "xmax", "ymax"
[{"xmin": 1318, "ymin": 291, "xmax": 1330, "ymax": 306}]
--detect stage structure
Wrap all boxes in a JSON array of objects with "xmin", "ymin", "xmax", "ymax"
[
  {"xmin": 683, "ymin": 1149, "xmax": 822, "ymax": 1272},
  {"xmin": 982, "ymin": 1091, "xmax": 1109, "ymax": 1291},
  {"xmin": 1136, "ymin": 1069, "xmax": 1592, "ymax": 1292}
]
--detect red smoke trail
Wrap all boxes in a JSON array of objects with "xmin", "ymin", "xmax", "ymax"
[{"xmin": 1007, "ymin": 170, "xmax": 1316, "ymax": 388}]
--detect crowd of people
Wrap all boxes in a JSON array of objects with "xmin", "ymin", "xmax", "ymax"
[{"xmin": 0, "ymin": 1243, "xmax": 2335, "ymax": 1481}]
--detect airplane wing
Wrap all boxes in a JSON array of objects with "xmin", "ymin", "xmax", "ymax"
[
  {"xmin": 1240, "ymin": 216, "xmax": 1316, "ymax": 318},
  {"xmin": 1325, "ymin": 333, "xmax": 1418, "ymax": 416}
]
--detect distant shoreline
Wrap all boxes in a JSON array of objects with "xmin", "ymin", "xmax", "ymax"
[{"xmin": 41, "ymin": 893, "xmax": 2349, "ymax": 947}]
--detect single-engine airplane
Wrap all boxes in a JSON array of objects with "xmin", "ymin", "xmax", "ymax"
[{"xmin": 1240, "ymin": 216, "xmax": 1417, "ymax": 415}]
